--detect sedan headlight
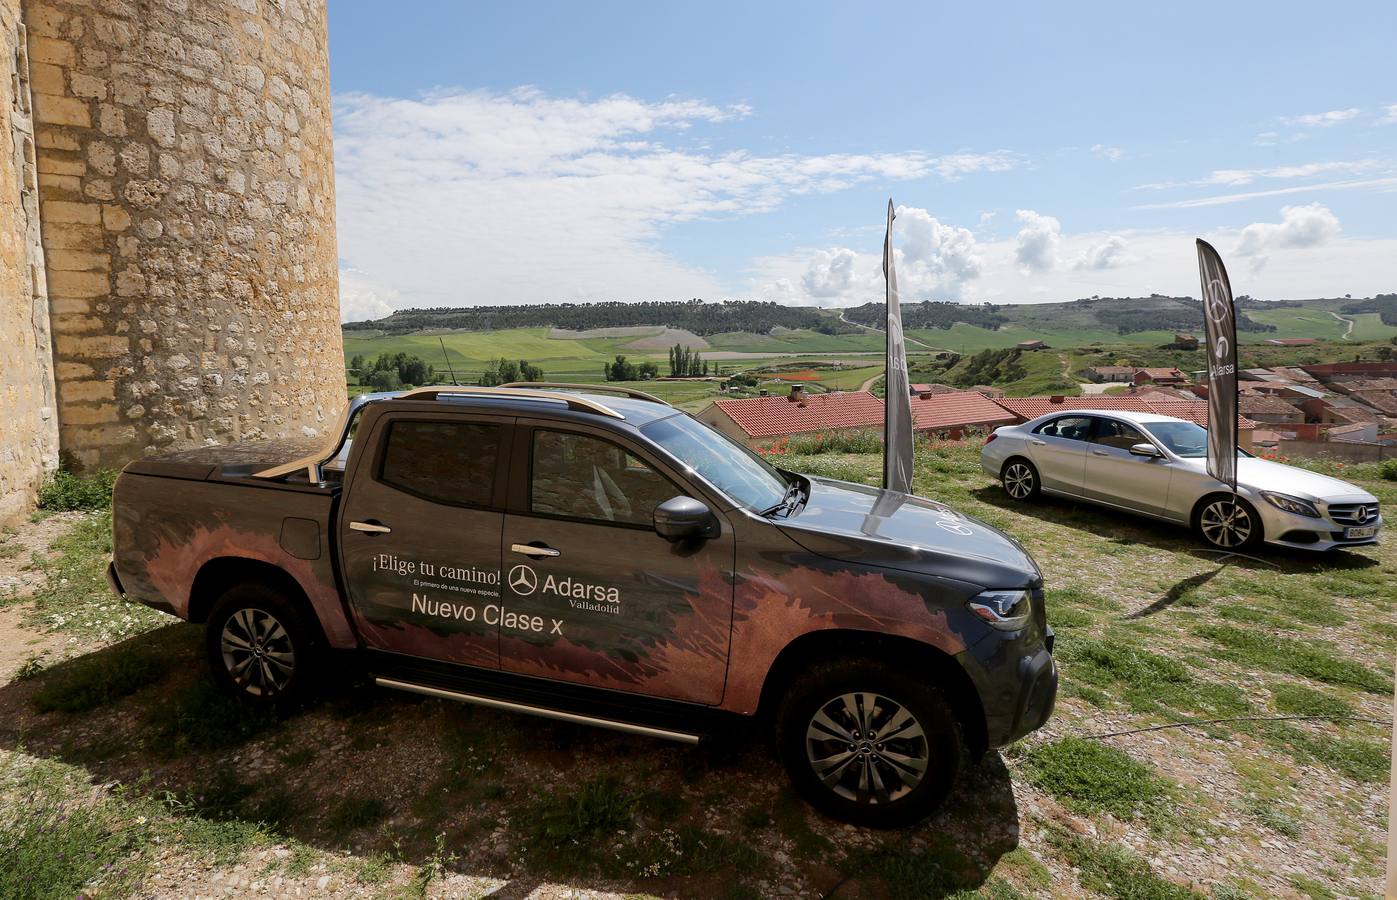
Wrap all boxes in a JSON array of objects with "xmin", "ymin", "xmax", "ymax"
[
  {"xmin": 968, "ymin": 590, "xmax": 1032, "ymax": 631},
  {"xmin": 1260, "ymin": 491, "xmax": 1320, "ymax": 518}
]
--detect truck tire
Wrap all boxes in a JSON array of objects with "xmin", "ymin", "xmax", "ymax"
[
  {"xmin": 205, "ymin": 582, "xmax": 321, "ymax": 710},
  {"xmin": 775, "ymin": 658, "xmax": 964, "ymax": 827}
]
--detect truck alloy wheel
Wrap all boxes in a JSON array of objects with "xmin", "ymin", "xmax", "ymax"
[
  {"xmin": 804, "ymin": 691, "xmax": 929, "ymax": 804},
  {"xmin": 220, "ymin": 608, "xmax": 296, "ymax": 697}
]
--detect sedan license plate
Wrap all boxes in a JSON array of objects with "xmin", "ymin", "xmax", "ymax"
[{"xmin": 1345, "ymin": 525, "xmax": 1378, "ymax": 539}]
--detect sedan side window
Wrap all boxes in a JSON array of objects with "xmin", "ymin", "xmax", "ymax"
[
  {"xmin": 1034, "ymin": 415, "xmax": 1093, "ymax": 442},
  {"xmin": 531, "ymin": 430, "xmax": 675, "ymax": 527},
  {"xmin": 1092, "ymin": 419, "xmax": 1147, "ymax": 451}
]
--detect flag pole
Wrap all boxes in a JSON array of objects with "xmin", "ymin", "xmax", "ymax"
[{"xmin": 882, "ymin": 199, "xmax": 914, "ymax": 494}]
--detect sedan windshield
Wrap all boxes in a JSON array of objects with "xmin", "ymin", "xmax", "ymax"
[
  {"xmin": 640, "ymin": 413, "xmax": 789, "ymax": 512},
  {"xmin": 1143, "ymin": 420, "xmax": 1251, "ymax": 458}
]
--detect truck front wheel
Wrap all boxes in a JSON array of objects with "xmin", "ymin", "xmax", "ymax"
[
  {"xmin": 206, "ymin": 583, "xmax": 320, "ymax": 709},
  {"xmin": 775, "ymin": 658, "xmax": 964, "ymax": 827}
]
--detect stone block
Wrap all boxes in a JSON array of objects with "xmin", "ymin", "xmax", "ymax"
[
  {"xmin": 101, "ymin": 204, "xmax": 131, "ymax": 231},
  {"xmin": 58, "ymin": 380, "xmax": 116, "ymax": 404},
  {"xmin": 29, "ymin": 62, "xmax": 66, "ymax": 96},
  {"xmin": 62, "ymin": 334, "xmax": 129, "ymax": 358},
  {"xmin": 36, "ymin": 129, "xmax": 81, "ymax": 151},
  {"xmin": 37, "ymin": 172, "xmax": 81, "ymax": 195},
  {"xmin": 69, "ymin": 72, "xmax": 108, "ymax": 100},
  {"xmin": 41, "ymin": 200, "xmax": 101, "ymax": 224},
  {"xmin": 51, "ymin": 314, "xmax": 104, "ymax": 334},
  {"xmin": 43, "ymin": 221, "xmax": 104, "ymax": 249},
  {"xmin": 45, "ymin": 248, "xmax": 112, "ymax": 272},
  {"xmin": 37, "ymin": 155, "xmax": 86, "ymax": 176},
  {"xmin": 29, "ymin": 36, "xmax": 76, "ymax": 67},
  {"xmin": 33, "ymin": 93, "xmax": 91, "ymax": 127},
  {"xmin": 47, "ymin": 269, "xmax": 110, "ymax": 298}
]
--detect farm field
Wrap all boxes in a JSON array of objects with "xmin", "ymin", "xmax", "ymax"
[{"xmin": 1, "ymin": 446, "xmax": 1392, "ymax": 897}]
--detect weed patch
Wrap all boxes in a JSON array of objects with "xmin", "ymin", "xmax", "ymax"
[
  {"xmin": 144, "ymin": 677, "xmax": 278, "ymax": 755},
  {"xmin": 37, "ymin": 469, "xmax": 117, "ymax": 511},
  {"xmin": 1195, "ymin": 624, "xmax": 1390, "ymax": 694},
  {"xmin": 1270, "ymin": 684, "xmax": 1355, "ymax": 719},
  {"xmin": 1051, "ymin": 830, "xmax": 1202, "ymax": 899},
  {"xmin": 1022, "ymin": 737, "xmax": 1176, "ymax": 826},
  {"xmin": 1057, "ymin": 636, "xmax": 1250, "ymax": 717},
  {"xmin": 1242, "ymin": 721, "xmax": 1388, "ymax": 782}
]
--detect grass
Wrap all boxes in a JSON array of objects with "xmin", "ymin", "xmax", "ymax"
[
  {"xmin": 19, "ymin": 510, "xmax": 170, "ymax": 641},
  {"xmin": 1193, "ymin": 624, "xmax": 1391, "ymax": 694},
  {"xmin": 1050, "ymin": 830, "xmax": 1202, "ymax": 899},
  {"xmin": 1022, "ymin": 737, "xmax": 1177, "ymax": 826},
  {"xmin": 36, "ymin": 469, "xmax": 117, "ymax": 512},
  {"xmin": 144, "ymin": 676, "xmax": 279, "ymax": 756},
  {"xmin": 325, "ymin": 797, "xmax": 391, "ymax": 835},
  {"xmin": 30, "ymin": 643, "xmax": 168, "ymax": 713},
  {"xmin": 1269, "ymin": 683, "xmax": 1355, "ymax": 719}
]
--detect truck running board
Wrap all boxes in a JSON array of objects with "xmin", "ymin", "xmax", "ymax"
[{"xmin": 373, "ymin": 676, "xmax": 703, "ymax": 745}]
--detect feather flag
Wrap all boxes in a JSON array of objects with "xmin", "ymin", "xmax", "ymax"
[
  {"xmin": 883, "ymin": 200, "xmax": 914, "ymax": 494},
  {"xmin": 1196, "ymin": 239, "xmax": 1239, "ymax": 491}
]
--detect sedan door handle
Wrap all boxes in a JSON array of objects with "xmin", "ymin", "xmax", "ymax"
[
  {"xmin": 350, "ymin": 520, "xmax": 392, "ymax": 534},
  {"xmin": 511, "ymin": 543, "xmax": 560, "ymax": 558},
  {"xmin": 1030, "ymin": 439, "xmax": 1046, "ymax": 446},
  {"xmin": 1091, "ymin": 449, "xmax": 1110, "ymax": 456}
]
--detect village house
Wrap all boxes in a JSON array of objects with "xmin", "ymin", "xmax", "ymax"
[
  {"xmin": 1133, "ymin": 367, "xmax": 1188, "ymax": 386},
  {"xmin": 1172, "ymin": 332, "xmax": 1199, "ymax": 350},
  {"xmin": 909, "ymin": 391, "xmax": 1018, "ymax": 439},
  {"xmin": 1238, "ymin": 394, "xmax": 1305, "ymax": 425},
  {"xmin": 1016, "ymin": 339, "xmax": 1047, "ymax": 351},
  {"xmin": 1085, "ymin": 365, "xmax": 1135, "ymax": 383}
]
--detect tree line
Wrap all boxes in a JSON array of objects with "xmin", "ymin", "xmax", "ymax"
[
  {"xmin": 348, "ymin": 352, "xmax": 435, "ymax": 392},
  {"xmin": 343, "ymin": 299, "xmax": 850, "ymax": 336},
  {"xmin": 668, "ymin": 344, "xmax": 710, "ymax": 377}
]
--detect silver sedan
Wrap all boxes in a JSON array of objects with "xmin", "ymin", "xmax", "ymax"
[{"xmin": 980, "ymin": 409, "xmax": 1382, "ymax": 552}]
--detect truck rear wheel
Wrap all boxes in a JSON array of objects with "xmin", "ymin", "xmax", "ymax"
[
  {"xmin": 205, "ymin": 582, "xmax": 321, "ymax": 709},
  {"xmin": 775, "ymin": 658, "xmax": 963, "ymax": 827}
]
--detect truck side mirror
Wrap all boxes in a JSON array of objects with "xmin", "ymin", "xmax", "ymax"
[
  {"xmin": 654, "ymin": 496, "xmax": 719, "ymax": 542},
  {"xmin": 1128, "ymin": 442, "xmax": 1163, "ymax": 458}
]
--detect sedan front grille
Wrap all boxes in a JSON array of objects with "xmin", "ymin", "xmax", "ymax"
[{"xmin": 1327, "ymin": 502, "xmax": 1380, "ymax": 527}]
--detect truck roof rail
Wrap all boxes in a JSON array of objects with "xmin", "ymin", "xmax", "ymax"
[
  {"xmin": 252, "ymin": 385, "xmax": 627, "ymax": 482},
  {"xmin": 497, "ymin": 382, "xmax": 671, "ymax": 406}
]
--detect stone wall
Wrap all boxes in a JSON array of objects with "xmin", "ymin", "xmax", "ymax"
[
  {"xmin": 26, "ymin": 0, "xmax": 343, "ymax": 471},
  {"xmin": 0, "ymin": 0, "xmax": 58, "ymax": 527}
]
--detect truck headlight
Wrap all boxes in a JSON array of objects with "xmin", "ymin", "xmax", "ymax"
[
  {"xmin": 1260, "ymin": 492, "xmax": 1320, "ymax": 518},
  {"xmin": 968, "ymin": 590, "xmax": 1032, "ymax": 631}
]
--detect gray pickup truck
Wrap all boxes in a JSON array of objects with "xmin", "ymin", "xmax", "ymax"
[{"xmin": 109, "ymin": 383, "xmax": 1055, "ymax": 825}]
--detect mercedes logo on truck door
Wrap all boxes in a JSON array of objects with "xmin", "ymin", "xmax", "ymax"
[{"xmin": 508, "ymin": 564, "xmax": 538, "ymax": 596}]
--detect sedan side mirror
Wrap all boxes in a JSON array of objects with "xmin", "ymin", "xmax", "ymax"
[
  {"xmin": 1128, "ymin": 442, "xmax": 1163, "ymax": 458},
  {"xmin": 654, "ymin": 496, "xmax": 719, "ymax": 542}
]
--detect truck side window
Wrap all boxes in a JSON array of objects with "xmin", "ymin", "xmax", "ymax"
[
  {"xmin": 531, "ymin": 430, "xmax": 674, "ymax": 526},
  {"xmin": 379, "ymin": 420, "xmax": 499, "ymax": 508}
]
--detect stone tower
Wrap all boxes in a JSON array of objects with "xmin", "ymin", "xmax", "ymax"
[{"xmin": 24, "ymin": 0, "xmax": 345, "ymax": 475}]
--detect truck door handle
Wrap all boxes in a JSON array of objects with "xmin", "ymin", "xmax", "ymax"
[
  {"xmin": 350, "ymin": 520, "xmax": 392, "ymax": 535},
  {"xmin": 511, "ymin": 543, "xmax": 560, "ymax": 558}
]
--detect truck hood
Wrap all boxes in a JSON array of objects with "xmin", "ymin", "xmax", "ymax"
[
  {"xmin": 775, "ymin": 476, "xmax": 1042, "ymax": 590},
  {"xmin": 1178, "ymin": 457, "xmax": 1376, "ymax": 502}
]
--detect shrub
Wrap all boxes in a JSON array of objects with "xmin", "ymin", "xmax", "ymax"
[
  {"xmin": 1380, "ymin": 459, "xmax": 1397, "ymax": 482},
  {"xmin": 37, "ymin": 469, "xmax": 117, "ymax": 511}
]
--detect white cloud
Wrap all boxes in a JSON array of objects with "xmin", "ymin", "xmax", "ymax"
[
  {"xmin": 1235, "ymin": 203, "xmax": 1340, "ymax": 272},
  {"xmin": 896, "ymin": 206, "xmax": 983, "ymax": 287},
  {"xmin": 1013, "ymin": 209, "xmax": 1061, "ymax": 274},
  {"xmin": 338, "ymin": 266, "xmax": 397, "ymax": 322},
  {"xmin": 332, "ymin": 87, "xmax": 1020, "ymax": 316},
  {"xmin": 1132, "ymin": 158, "xmax": 1392, "ymax": 191},
  {"xmin": 1091, "ymin": 144, "xmax": 1124, "ymax": 162},
  {"xmin": 1379, "ymin": 104, "xmax": 1397, "ymax": 125},
  {"xmin": 1281, "ymin": 108, "xmax": 1361, "ymax": 128},
  {"xmin": 1073, "ymin": 235, "xmax": 1130, "ymax": 270},
  {"xmin": 801, "ymin": 248, "xmax": 862, "ymax": 299}
]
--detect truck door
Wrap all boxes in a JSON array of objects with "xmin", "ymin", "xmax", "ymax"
[
  {"xmin": 339, "ymin": 411, "xmax": 513, "ymax": 669},
  {"xmin": 497, "ymin": 423, "xmax": 734, "ymax": 705}
]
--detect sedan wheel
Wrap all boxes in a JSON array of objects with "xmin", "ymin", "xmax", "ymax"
[
  {"xmin": 1198, "ymin": 497, "xmax": 1258, "ymax": 550},
  {"xmin": 805, "ymin": 691, "xmax": 930, "ymax": 805},
  {"xmin": 220, "ymin": 607, "xmax": 296, "ymax": 696},
  {"xmin": 1003, "ymin": 461, "xmax": 1038, "ymax": 501}
]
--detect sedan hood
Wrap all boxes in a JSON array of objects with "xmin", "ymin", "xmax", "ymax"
[
  {"xmin": 776, "ymin": 476, "xmax": 1042, "ymax": 590},
  {"xmin": 1180, "ymin": 457, "xmax": 1376, "ymax": 502}
]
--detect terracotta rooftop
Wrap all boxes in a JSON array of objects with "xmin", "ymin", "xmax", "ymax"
[
  {"xmin": 910, "ymin": 391, "xmax": 1018, "ymax": 432},
  {"xmin": 1353, "ymin": 391, "xmax": 1397, "ymax": 416},
  {"xmin": 710, "ymin": 391, "xmax": 883, "ymax": 438},
  {"xmin": 1137, "ymin": 367, "xmax": 1186, "ymax": 379},
  {"xmin": 1238, "ymin": 394, "xmax": 1302, "ymax": 416}
]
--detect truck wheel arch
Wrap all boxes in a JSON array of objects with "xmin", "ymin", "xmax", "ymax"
[
  {"xmin": 753, "ymin": 629, "xmax": 988, "ymax": 757},
  {"xmin": 187, "ymin": 557, "xmax": 323, "ymax": 640}
]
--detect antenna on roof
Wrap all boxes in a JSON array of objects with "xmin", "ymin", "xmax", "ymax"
[{"xmin": 438, "ymin": 337, "xmax": 459, "ymax": 386}]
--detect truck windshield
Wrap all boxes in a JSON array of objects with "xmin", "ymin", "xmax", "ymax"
[{"xmin": 640, "ymin": 414, "xmax": 790, "ymax": 512}]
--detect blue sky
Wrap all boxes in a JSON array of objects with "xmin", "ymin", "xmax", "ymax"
[{"xmin": 327, "ymin": 1, "xmax": 1397, "ymax": 319}]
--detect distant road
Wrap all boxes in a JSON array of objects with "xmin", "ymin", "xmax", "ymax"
[
  {"xmin": 837, "ymin": 311, "xmax": 945, "ymax": 352},
  {"xmin": 1327, "ymin": 310, "xmax": 1355, "ymax": 341}
]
